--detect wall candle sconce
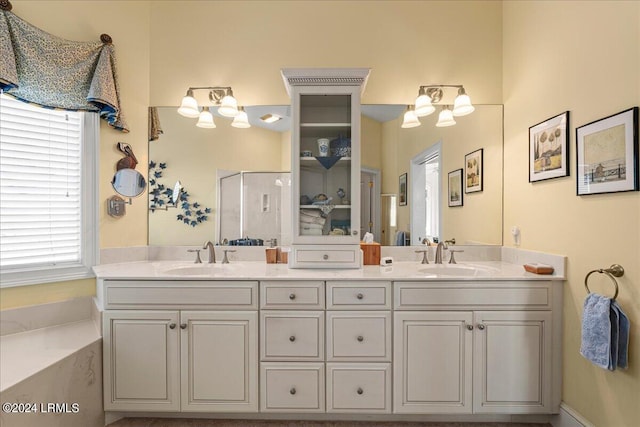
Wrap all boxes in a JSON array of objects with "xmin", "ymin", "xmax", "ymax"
[
  {"xmin": 178, "ymin": 86, "xmax": 250, "ymax": 128},
  {"xmin": 402, "ymin": 84, "xmax": 475, "ymax": 128}
]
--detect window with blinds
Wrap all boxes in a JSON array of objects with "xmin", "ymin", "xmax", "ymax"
[{"xmin": 0, "ymin": 93, "xmax": 98, "ymax": 287}]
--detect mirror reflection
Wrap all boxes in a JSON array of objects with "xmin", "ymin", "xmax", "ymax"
[{"xmin": 148, "ymin": 105, "xmax": 502, "ymax": 246}]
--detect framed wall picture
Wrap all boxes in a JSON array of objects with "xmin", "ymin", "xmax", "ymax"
[
  {"xmin": 448, "ymin": 169, "xmax": 463, "ymax": 207},
  {"xmin": 464, "ymin": 148, "xmax": 483, "ymax": 193},
  {"xmin": 576, "ymin": 107, "xmax": 639, "ymax": 195},
  {"xmin": 399, "ymin": 173, "xmax": 407, "ymax": 206},
  {"xmin": 529, "ymin": 111, "xmax": 570, "ymax": 182}
]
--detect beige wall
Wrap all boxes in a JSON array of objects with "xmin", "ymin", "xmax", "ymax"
[
  {"xmin": 503, "ymin": 2, "xmax": 640, "ymax": 426},
  {"xmin": 382, "ymin": 105, "xmax": 503, "ymax": 244},
  {"xmin": 149, "ymin": 108, "xmax": 285, "ymax": 245},
  {"xmin": 148, "ymin": 1, "xmax": 503, "ymax": 107},
  {"xmin": 362, "ymin": 115, "xmax": 383, "ymax": 171}
]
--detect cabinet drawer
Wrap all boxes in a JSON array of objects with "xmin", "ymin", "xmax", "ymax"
[
  {"xmin": 260, "ymin": 363, "xmax": 325, "ymax": 412},
  {"xmin": 327, "ymin": 281, "xmax": 391, "ymax": 309},
  {"xmin": 326, "ymin": 363, "xmax": 391, "ymax": 413},
  {"xmin": 326, "ymin": 312, "xmax": 391, "ymax": 361},
  {"xmin": 261, "ymin": 312, "xmax": 324, "ymax": 361},
  {"xmin": 261, "ymin": 281, "xmax": 324, "ymax": 309},
  {"xmin": 394, "ymin": 282, "xmax": 552, "ymax": 310},
  {"xmin": 297, "ymin": 249, "xmax": 355, "ymax": 263},
  {"xmin": 103, "ymin": 280, "xmax": 258, "ymax": 309}
]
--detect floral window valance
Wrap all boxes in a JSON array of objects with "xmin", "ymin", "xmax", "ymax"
[{"xmin": 0, "ymin": 3, "xmax": 128, "ymax": 132}]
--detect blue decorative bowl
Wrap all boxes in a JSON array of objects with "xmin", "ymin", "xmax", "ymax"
[{"xmin": 330, "ymin": 136, "xmax": 351, "ymax": 157}]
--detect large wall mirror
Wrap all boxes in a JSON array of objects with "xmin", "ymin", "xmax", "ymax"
[{"xmin": 148, "ymin": 104, "xmax": 503, "ymax": 246}]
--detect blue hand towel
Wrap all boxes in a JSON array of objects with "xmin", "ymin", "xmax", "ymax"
[
  {"xmin": 580, "ymin": 293, "xmax": 611, "ymax": 369},
  {"xmin": 608, "ymin": 304, "xmax": 619, "ymax": 370},
  {"xmin": 395, "ymin": 231, "xmax": 406, "ymax": 246},
  {"xmin": 611, "ymin": 301, "xmax": 630, "ymax": 369}
]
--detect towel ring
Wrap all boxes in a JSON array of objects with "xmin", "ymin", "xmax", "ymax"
[{"xmin": 584, "ymin": 264, "xmax": 624, "ymax": 300}]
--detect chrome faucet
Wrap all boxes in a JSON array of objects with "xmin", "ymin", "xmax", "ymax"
[
  {"xmin": 203, "ymin": 240, "xmax": 216, "ymax": 263},
  {"xmin": 434, "ymin": 241, "xmax": 448, "ymax": 264},
  {"xmin": 222, "ymin": 249, "xmax": 236, "ymax": 264}
]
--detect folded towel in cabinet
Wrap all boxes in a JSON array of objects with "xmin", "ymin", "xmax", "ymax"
[{"xmin": 580, "ymin": 293, "xmax": 612, "ymax": 369}]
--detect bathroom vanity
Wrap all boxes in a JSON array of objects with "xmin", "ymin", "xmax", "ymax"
[{"xmin": 94, "ymin": 258, "xmax": 563, "ymax": 420}]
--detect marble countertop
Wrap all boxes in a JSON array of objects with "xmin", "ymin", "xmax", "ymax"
[{"xmin": 93, "ymin": 260, "xmax": 565, "ymax": 282}]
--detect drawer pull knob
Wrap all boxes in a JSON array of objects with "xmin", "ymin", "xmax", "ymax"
[
  {"xmin": 357, "ymin": 335, "xmax": 364, "ymax": 342},
  {"xmin": 466, "ymin": 324, "xmax": 474, "ymax": 331},
  {"xmin": 180, "ymin": 323, "xmax": 187, "ymax": 330},
  {"xmin": 169, "ymin": 323, "xmax": 176, "ymax": 329},
  {"xmin": 356, "ymin": 293, "xmax": 364, "ymax": 300},
  {"xmin": 289, "ymin": 293, "xmax": 296, "ymax": 300},
  {"xmin": 290, "ymin": 387, "xmax": 296, "ymax": 395},
  {"xmin": 357, "ymin": 387, "xmax": 364, "ymax": 395},
  {"xmin": 323, "ymin": 254, "xmax": 329, "ymax": 260},
  {"xmin": 477, "ymin": 324, "xmax": 485, "ymax": 330},
  {"xmin": 289, "ymin": 335, "xmax": 296, "ymax": 342}
]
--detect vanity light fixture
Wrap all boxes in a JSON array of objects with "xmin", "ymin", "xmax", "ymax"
[
  {"xmin": 178, "ymin": 86, "xmax": 247, "ymax": 128},
  {"xmin": 196, "ymin": 107, "xmax": 216, "ymax": 128},
  {"xmin": 231, "ymin": 106, "xmax": 251, "ymax": 128},
  {"xmin": 435, "ymin": 106, "xmax": 456, "ymax": 127},
  {"xmin": 400, "ymin": 105, "xmax": 421, "ymax": 128},
  {"xmin": 403, "ymin": 84, "xmax": 475, "ymax": 128}
]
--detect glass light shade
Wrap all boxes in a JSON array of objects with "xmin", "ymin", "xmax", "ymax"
[
  {"xmin": 436, "ymin": 107, "xmax": 456, "ymax": 127},
  {"xmin": 415, "ymin": 94, "xmax": 435, "ymax": 117},
  {"xmin": 196, "ymin": 108, "xmax": 216, "ymax": 128},
  {"xmin": 218, "ymin": 94, "xmax": 239, "ymax": 117},
  {"xmin": 231, "ymin": 108, "xmax": 251, "ymax": 128},
  {"xmin": 452, "ymin": 92, "xmax": 475, "ymax": 117},
  {"xmin": 177, "ymin": 95, "xmax": 199, "ymax": 118},
  {"xmin": 401, "ymin": 108, "xmax": 421, "ymax": 128}
]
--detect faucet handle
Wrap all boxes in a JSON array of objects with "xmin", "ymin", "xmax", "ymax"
[
  {"xmin": 448, "ymin": 249, "xmax": 464, "ymax": 264},
  {"xmin": 445, "ymin": 238, "xmax": 456, "ymax": 245},
  {"xmin": 414, "ymin": 249, "xmax": 429, "ymax": 264},
  {"xmin": 222, "ymin": 249, "xmax": 236, "ymax": 264},
  {"xmin": 187, "ymin": 249, "xmax": 202, "ymax": 264}
]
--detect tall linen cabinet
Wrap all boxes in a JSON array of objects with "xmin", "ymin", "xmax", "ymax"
[{"xmin": 282, "ymin": 68, "xmax": 370, "ymax": 268}]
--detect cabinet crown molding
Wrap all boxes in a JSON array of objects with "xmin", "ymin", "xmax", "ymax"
[{"xmin": 281, "ymin": 68, "xmax": 371, "ymax": 95}]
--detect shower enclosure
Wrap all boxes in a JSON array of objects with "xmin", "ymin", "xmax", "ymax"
[{"xmin": 218, "ymin": 171, "xmax": 291, "ymax": 246}]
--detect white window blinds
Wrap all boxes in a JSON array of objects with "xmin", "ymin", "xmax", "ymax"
[{"xmin": 0, "ymin": 94, "xmax": 83, "ymax": 270}]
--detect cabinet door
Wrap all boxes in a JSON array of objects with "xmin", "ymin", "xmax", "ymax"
[
  {"xmin": 180, "ymin": 311, "xmax": 258, "ymax": 412},
  {"xmin": 393, "ymin": 311, "xmax": 473, "ymax": 413},
  {"xmin": 473, "ymin": 311, "xmax": 552, "ymax": 413},
  {"xmin": 103, "ymin": 310, "xmax": 180, "ymax": 411},
  {"xmin": 291, "ymin": 87, "xmax": 362, "ymax": 245}
]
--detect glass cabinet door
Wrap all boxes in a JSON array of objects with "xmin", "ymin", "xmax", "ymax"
[{"xmin": 294, "ymin": 91, "xmax": 360, "ymax": 244}]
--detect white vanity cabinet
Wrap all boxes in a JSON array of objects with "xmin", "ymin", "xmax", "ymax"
[
  {"xmin": 260, "ymin": 281, "xmax": 326, "ymax": 412},
  {"xmin": 282, "ymin": 68, "xmax": 370, "ymax": 268},
  {"xmin": 393, "ymin": 281, "xmax": 557, "ymax": 414},
  {"xmin": 101, "ymin": 280, "xmax": 259, "ymax": 413},
  {"xmin": 325, "ymin": 281, "xmax": 392, "ymax": 413}
]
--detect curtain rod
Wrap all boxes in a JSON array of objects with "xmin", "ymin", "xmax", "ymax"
[{"xmin": 0, "ymin": 1, "xmax": 112, "ymax": 43}]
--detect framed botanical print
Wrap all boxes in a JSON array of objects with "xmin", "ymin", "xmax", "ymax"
[
  {"xmin": 464, "ymin": 148, "xmax": 483, "ymax": 193},
  {"xmin": 529, "ymin": 111, "xmax": 570, "ymax": 182},
  {"xmin": 448, "ymin": 169, "xmax": 463, "ymax": 207},
  {"xmin": 576, "ymin": 107, "xmax": 639, "ymax": 195}
]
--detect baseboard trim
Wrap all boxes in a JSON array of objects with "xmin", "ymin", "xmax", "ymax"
[{"xmin": 551, "ymin": 402, "xmax": 594, "ymax": 427}]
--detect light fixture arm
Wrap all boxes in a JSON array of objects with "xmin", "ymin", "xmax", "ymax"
[
  {"xmin": 183, "ymin": 86, "xmax": 233, "ymax": 104},
  {"xmin": 418, "ymin": 84, "xmax": 465, "ymax": 104}
]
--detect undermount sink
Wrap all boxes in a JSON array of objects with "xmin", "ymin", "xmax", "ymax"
[
  {"xmin": 419, "ymin": 264, "xmax": 497, "ymax": 277},
  {"xmin": 161, "ymin": 264, "xmax": 239, "ymax": 276}
]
